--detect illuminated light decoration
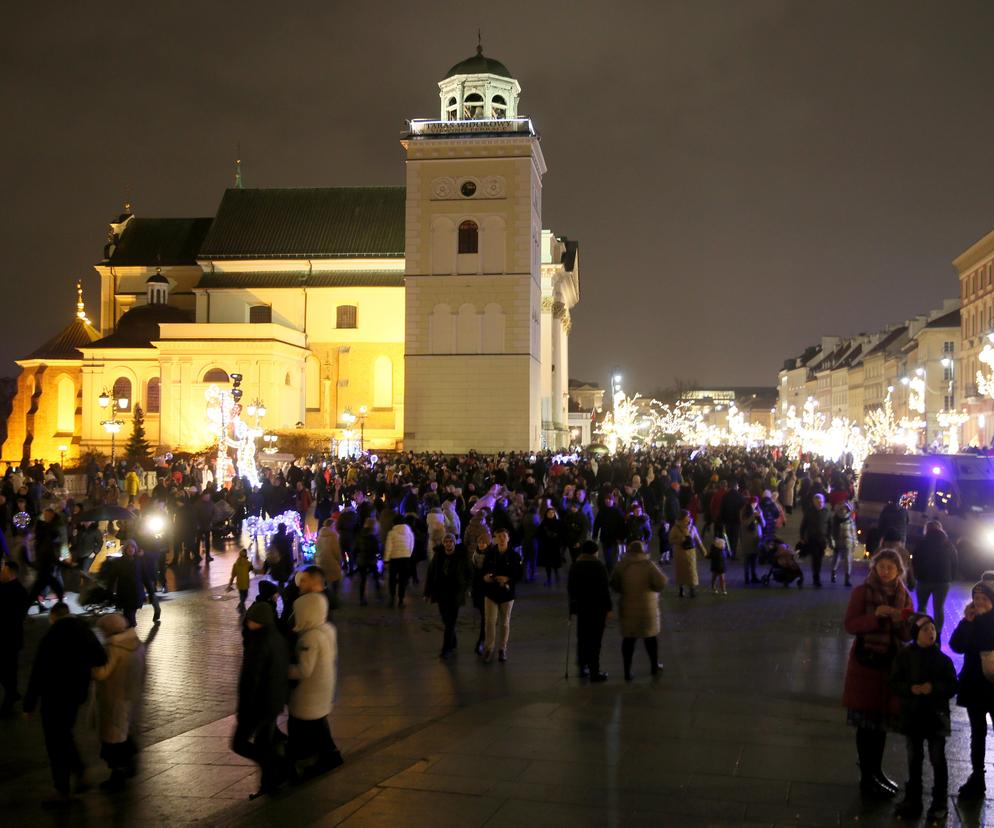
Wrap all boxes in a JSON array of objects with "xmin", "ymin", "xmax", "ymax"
[
  {"xmin": 205, "ymin": 384, "xmax": 262, "ymax": 488},
  {"xmin": 908, "ymin": 375, "xmax": 926, "ymax": 416},
  {"xmin": 243, "ymin": 509, "xmax": 314, "ymax": 560},
  {"xmin": 899, "ymin": 491, "xmax": 918, "ymax": 509},
  {"xmin": 936, "ymin": 409, "xmax": 968, "ymax": 454},
  {"xmin": 12, "ymin": 511, "xmax": 30, "ymax": 530}
]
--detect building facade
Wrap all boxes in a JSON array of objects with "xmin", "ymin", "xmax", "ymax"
[{"xmin": 2, "ymin": 48, "xmax": 581, "ymax": 465}]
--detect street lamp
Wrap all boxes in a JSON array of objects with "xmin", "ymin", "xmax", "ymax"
[
  {"xmin": 100, "ymin": 389, "xmax": 127, "ymax": 464},
  {"xmin": 357, "ymin": 405, "xmax": 368, "ymax": 452},
  {"xmin": 58, "ymin": 444, "xmax": 67, "ymax": 467}
]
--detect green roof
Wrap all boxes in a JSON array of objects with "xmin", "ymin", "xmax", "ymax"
[
  {"xmin": 105, "ymin": 218, "xmax": 213, "ymax": 266},
  {"xmin": 196, "ymin": 271, "xmax": 404, "ymax": 289},
  {"xmin": 445, "ymin": 48, "xmax": 512, "ymax": 79},
  {"xmin": 198, "ymin": 188, "xmax": 406, "ymax": 260},
  {"xmin": 24, "ymin": 316, "xmax": 101, "ymax": 360}
]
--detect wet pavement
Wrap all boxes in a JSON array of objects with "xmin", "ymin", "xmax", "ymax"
[{"xmin": 3, "ymin": 516, "xmax": 993, "ymax": 827}]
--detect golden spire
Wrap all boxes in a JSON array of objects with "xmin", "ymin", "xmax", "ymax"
[{"xmin": 76, "ymin": 280, "xmax": 90, "ymax": 324}]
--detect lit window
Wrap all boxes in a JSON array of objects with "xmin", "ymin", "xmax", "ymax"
[
  {"xmin": 203, "ymin": 368, "xmax": 229, "ymax": 383},
  {"xmin": 336, "ymin": 305, "xmax": 357, "ymax": 329},
  {"xmin": 458, "ymin": 220, "xmax": 478, "ymax": 254},
  {"xmin": 112, "ymin": 377, "xmax": 132, "ymax": 411},
  {"xmin": 146, "ymin": 378, "xmax": 160, "ymax": 413}
]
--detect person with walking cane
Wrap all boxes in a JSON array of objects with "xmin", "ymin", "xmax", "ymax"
[{"xmin": 567, "ymin": 540, "xmax": 612, "ymax": 682}]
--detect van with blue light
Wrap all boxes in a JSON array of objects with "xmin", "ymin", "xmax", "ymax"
[{"xmin": 856, "ymin": 453, "xmax": 994, "ymax": 577}]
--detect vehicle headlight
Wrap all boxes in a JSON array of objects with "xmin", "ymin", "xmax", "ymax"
[{"xmin": 146, "ymin": 515, "xmax": 165, "ymax": 534}]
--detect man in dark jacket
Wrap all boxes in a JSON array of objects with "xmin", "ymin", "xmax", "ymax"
[
  {"xmin": 0, "ymin": 559, "xmax": 29, "ymax": 714},
  {"xmin": 561, "ymin": 501, "xmax": 590, "ymax": 564},
  {"xmin": 233, "ymin": 601, "xmax": 289, "ymax": 798},
  {"xmin": 23, "ymin": 602, "xmax": 107, "ymax": 803},
  {"xmin": 109, "ymin": 540, "xmax": 146, "ymax": 627},
  {"xmin": 423, "ymin": 533, "xmax": 473, "ymax": 658},
  {"xmin": 878, "ymin": 500, "xmax": 909, "ymax": 547},
  {"xmin": 27, "ymin": 508, "xmax": 65, "ymax": 611},
  {"xmin": 719, "ymin": 482, "xmax": 746, "ymax": 558},
  {"xmin": 592, "ymin": 494, "xmax": 625, "ymax": 574},
  {"xmin": 800, "ymin": 493, "xmax": 832, "ymax": 588},
  {"xmin": 912, "ymin": 521, "xmax": 958, "ymax": 640},
  {"xmin": 568, "ymin": 540, "xmax": 612, "ymax": 682}
]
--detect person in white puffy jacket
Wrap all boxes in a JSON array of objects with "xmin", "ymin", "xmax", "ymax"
[
  {"xmin": 383, "ymin": 519, "xmax": 415, "ymax": 608},
  {"xmin": 287, "ymin": 593, "xmax": 342, "ymax": 779},
  {"xmin": 426, "ymin": 507, "xmax": 447, "ymax": 557}
]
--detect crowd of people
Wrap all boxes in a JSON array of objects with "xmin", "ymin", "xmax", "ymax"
[{"xmin": 0, "ymin": 444, "xmax": 978, "ymax": 811}]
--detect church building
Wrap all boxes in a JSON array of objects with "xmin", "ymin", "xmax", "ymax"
[{"xmin": 3, "ymin": 48, "xmax": 580, "ymax": 465}]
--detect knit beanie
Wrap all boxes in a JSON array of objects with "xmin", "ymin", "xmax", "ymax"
[
  {"xmin": 972, "ymin": 571, "xmax": 994, "ymax": 604},
  {"xmin": 256, "ymin": 580, "xmax": 279, "ymax": 601}
]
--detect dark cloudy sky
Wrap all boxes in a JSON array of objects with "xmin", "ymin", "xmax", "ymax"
[{"xmin": 3, "ymin": 1, "xmax": 993, "ymax": 392}]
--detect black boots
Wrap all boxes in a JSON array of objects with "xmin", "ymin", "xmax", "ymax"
[
  {"xmin": 856, "ymin": 728, "xmax": 894, "ymax": 800},
  {"xmin": 959, "ymin": 772, "xmax": 986, "ymax": 799}
]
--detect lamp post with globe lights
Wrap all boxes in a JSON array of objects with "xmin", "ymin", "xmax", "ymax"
[{"xmin": 98, "ymin": 389, "xmax": 127, "ymax": 464}]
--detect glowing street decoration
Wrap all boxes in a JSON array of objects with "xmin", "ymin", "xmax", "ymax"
[
  {"xmin": 205, "ymin": 384, "xmax": 262, "ymax": 488},
  {"xmin": 937, "ymin": 409, "xmax": 968, "ymax": 454}
]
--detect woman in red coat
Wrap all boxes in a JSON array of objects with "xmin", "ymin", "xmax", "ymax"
[{"xmin": 842, "ymin": 548, "xmax": 913, "ymax": 799}]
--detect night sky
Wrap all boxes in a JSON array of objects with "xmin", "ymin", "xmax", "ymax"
[{"xmin": 3, "ymin": 1, "xmax": 993, "ymax": 392}]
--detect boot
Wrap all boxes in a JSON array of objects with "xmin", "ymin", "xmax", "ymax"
[
  {"xmin": 926, "ymin": 801, "xmax": 948, "ymax": 821},
  {"xmin": 959, "ymin": 772, "xmax": 985, "ymax": 798},
  {"xmin": 894, "ymin": 792, "xmax": 922, "ymax": 819}
]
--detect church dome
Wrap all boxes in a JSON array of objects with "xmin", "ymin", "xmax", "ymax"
[
  {"xmin": 89, "ymin": 303, "xmax": 192, "ymax": 349},
  {"xmin": 445, "ymin": 47, "xmax": 511, "ymax": 79}
]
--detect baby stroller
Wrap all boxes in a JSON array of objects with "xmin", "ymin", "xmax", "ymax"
[
  {"xmin": 78, "ymin": 564, "xmax": 119, "ymax": 615},
  {"xmin": 760, "ymin": 542, "xmax": 804, "ymax": 588}
]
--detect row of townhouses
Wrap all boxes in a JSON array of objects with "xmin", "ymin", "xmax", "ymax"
[{"xmin": 777, "ymin": 227, "xmax": 994, "ymax": 449}]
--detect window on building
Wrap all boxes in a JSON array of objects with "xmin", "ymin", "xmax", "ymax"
[
  {"xmin": 491, "ymin": 94, "xmax": 507, "ymax": 118},
  {"xmin": 373, "ymin": 355, "xmax": 393, "ymax": 408},
  {"xmin": 202, "ymin": 368, "xmax": 229, "ymax": 383},
  {"xmin": 336, "ymin": 305, "xmax": 357, "ymax": 329},
  {"xmin": 56, "ymin": 375, "xmax": 75, "ymax": 433},
  {"xmin": 446, "ymin": 96, "xmax": 458, "ymax": 120},
  {"xmin": 944, "ymin": 363, "xmax": 954, "ymax": 382},
  {"xmin": 945, "ymin": 393, "xmax": 955, "ymax": 410},
  {"xmin": 249, "ymin": 305, "xmax": 272, "ymax": 324},
  {"xmin": 146, "ymin": 378, "xmax": 161, "ymax": 413},
  {"xmin": 988, "ymin": 262, "xmax": 992, "ymax": 286},
  {"xmin": 112, "ymin": 377, "xmax": 132, "ymax": 411},
  {"xmin": 463, "ymin": 93, "xmax": 484, "ymax": 119},
  {"xmin": 944, "ymin": 340, "xmax": 954, "ymax": 354},
  {"xmin": 458, "ymin": 220, "xmax": 478, "ymax": 254}
]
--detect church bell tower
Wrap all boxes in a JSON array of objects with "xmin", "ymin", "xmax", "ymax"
[{"xmin": 401, "ymin": 46, "xmax": 546, "ymax": 452}]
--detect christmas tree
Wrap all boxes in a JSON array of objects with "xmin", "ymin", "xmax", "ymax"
[{"xmin": 124, "ymin": 404, "xmax": 153, "ymax": 466}]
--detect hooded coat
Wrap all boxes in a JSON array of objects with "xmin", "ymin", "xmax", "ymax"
[
  {"xmin": 949, "ymin": 609, "xmax": 994, "ymax": 709},
  {"xmin": 610, "ymin": 547, "xmax": 666, "ymax": 638},
  {"xmin": 288, "ymin": 593, "xmax": 337, "ymax": 721},
  {"xmin": 315, "ymin": 525, "xmax": 343, "ymax": 583},
  {"xmin": 238, "ymin": 608, "xmax": 290, "ymax": 724},
  {"xmin": 92, "ymin": 625, "xmax": 145, "ymax": 744}
]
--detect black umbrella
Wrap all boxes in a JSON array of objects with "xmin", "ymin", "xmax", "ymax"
[{"xmin": 78, "ymin": 505, "xmax": 137, "ymax": 522}]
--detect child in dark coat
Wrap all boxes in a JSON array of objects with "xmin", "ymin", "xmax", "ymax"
[{"xmin": 890, "ymin": 613, "xmax": 957, "ymax": 821}]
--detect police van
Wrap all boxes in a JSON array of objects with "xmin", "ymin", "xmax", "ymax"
[{"xmin": 856, "ymin": 453, "xmax": 994, "ymax": 576}]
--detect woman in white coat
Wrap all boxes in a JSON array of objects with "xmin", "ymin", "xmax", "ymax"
[
  {"xmin": 288, "ymin": 592, "xmax": 343, "ymax": 779},
  {"xmin": 92, "ymin": 613, "xmax": 145, "ymax": 790}
]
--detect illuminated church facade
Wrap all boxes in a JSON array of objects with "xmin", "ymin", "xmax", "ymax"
[{"xmin": 2, "ymin": 49, "xmax": 580, "ymax": 465}]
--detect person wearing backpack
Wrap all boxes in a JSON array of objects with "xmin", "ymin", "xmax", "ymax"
[
  {"xmin": 948, "ymin": 574, "xmax": 994, "ymax": 799},
  {"xmin": 890, "ymin": 613, "xmax": 957, "ymax": 821}
]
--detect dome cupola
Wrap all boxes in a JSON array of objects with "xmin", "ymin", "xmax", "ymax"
[{"xmin": 438, "ymin": 41, "xmax": 520, "ymax": 122}]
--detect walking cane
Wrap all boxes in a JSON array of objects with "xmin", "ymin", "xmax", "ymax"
[{"xmin": 564, "ymin": 615, "xmax": 572, "ymax": 679}]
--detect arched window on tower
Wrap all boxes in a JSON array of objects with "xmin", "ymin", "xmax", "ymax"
[
  {"xmin": 458, "ymin": 220, "xmax": 478, "ymax": 254},
  {"xmin": 56, "ymin": 375, "xmax": 75, "ymax": 434},
  {"xmin": 463, "ymin": 93, "xmax": 484, "ymax": 120},
  {"xmin": 446, "ymin": 96, "xmax": 458, "ymax": 121},
  {"xmin": 491, "ymin": 94, "xmax": 507, "ymax": 119},
  {"xmin": 146, "ymin": 378, "xmax": 160, "ymax": 414}
]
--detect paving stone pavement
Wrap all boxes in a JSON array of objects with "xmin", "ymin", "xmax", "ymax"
[{"xmin": 5, "ymin": 516, "xmax": 994, "ymax": 826}]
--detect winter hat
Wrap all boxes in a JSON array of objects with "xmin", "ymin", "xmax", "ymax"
[
  {"xmin": 245, "ymin": 601, "xmax": 276, "ymax": 627},
  {"xmin": 869, "ymin": 548, "xmax": 905, "ymax": 578},
  {"xmin": 257, "ymin": 581, "xmax": 279, "ymax": 601},
  {"xmin": 972, "ymin": 571, "xmax": 994, "ymax": 604},
  {"xmin": 712, "ymin": 538, "xmax": 727, "ymax": 550},
  {"xmin": 98, "ymin": 613, "xmax": 129, "ymax": 636},
  {"xmin": 580, "ymin": 540, "xmax": 599, "ymax": 557},
  {"xmin": 910, "ymin": 612, "xmax": 935, "ymax": 631}
]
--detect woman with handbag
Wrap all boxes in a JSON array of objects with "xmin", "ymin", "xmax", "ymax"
[
  {"xmin": 669, "ymin": 510, "xmax": 705, "ymax": 599},
  {"xmin": 842, "ymin": 548, "xmax": 913, "ymax": 800},
  {"xmin": 948, "ymin": 575, "xmax": 994, "ymax": 798}
]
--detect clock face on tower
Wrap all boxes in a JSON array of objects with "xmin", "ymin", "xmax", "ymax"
[{"xmin": 460, "ymin": 180, "xmax": 477, "ymax": 197}]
